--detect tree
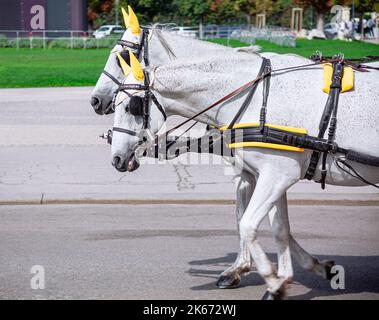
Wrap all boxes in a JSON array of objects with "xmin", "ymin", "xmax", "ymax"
[
  {"xmin": 349, "ymin": 0, "xmax": 378, "ymax": 37},
  {"xmin": 234, "ymin": 0, "xmax": 276, "ymax": 25},
  {"xmin": 87, "ymin": 0, "xmax": 115, "ymax": 29},
  {"xmin": 295, "ymin": 0, "xmax": 334, "ymax": 31},
  {"xmin": 208, "ymin": 0, "xmax": 241, "ymax": 24},
  {"xmin": 295, "ymin": 0, "xmax": 358, "ymax": 32},
  {"xmin": 174, "ymin": 0, "xmax": 211, "ymax": 25},
  {"xmin": 134, "ymin": 0, "xmax": 176, "ymax": 23}
]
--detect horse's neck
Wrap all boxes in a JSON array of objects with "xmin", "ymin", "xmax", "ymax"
[
  {"xmin": 152, "ymin": 54, "xmax": 264, "ymax": 127},
  {"xmin": 149, "ymin": 31, "xmax": 231, "ymax": 66}
]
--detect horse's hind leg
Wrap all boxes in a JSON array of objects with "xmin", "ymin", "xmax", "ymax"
[
  {"xmin": 268, "ymin": 195, "xmax": 335, "ymax": 281},
  {"xmin": 268, "ymin": 193, "xmax": 293, "ymax": 283},
  {"xmin": 289, "ymin": 236, "xmax": 335, "ymax": 280},
  {"xmin": 217, "ymin": 174, "xmax": 253, "ymax": 289},
  {"xmin": 217, "ymin": 171, "xmax": 334, "ymax": 290}
]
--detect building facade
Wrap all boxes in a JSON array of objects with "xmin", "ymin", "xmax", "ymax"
[{"xmin": 0, "ymin": 0, "xmax": 87, "ymax": 31}]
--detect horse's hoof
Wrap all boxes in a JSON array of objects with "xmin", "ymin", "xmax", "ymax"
[
  {"xmin": 261, "ymin": 290, "xmax": 284, "ymax": 300},
  {"xmin": 261, "ymin": 281, "xmax": 287, "ymax": 300},
  {"xmin": 216, "ymin": 274, "xmax": 241, "ymax": 289},
  {"xmin": 321, "ymin": 260, "xmax": 336, "ymax": 280}
]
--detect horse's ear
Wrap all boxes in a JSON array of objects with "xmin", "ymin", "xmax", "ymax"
[
  {"xmin": 117, "ymin": 52, "xmax": 131, "ymax": 76},
  {"xmin": 129, "ymin": 50, "xmax": 144, "ymax": 82},
  {"xmin": 121, "ymin": 7, "xmax": 129, "ymax": 28},
  {"xmin": 128, "ymin": 5, "xmax": 141, "ymax": 35}
]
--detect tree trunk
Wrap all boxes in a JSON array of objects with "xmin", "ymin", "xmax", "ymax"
[
  {"xmin": 199, "ymin": 18, "xmax": 203, "ymax": 40},
  {"xmin": 246, "ymin": 14, "xmax": 252, "ymax": 26},
  {"xmin": 316, "ymin": 12, "xmax": 325, "ymax": 31}
]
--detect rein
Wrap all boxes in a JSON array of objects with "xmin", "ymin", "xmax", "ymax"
[
  {"xmin": 158, "ymin": 60, "xmax": 325, "ymax": 140},
  {"xmin": 158, "ymin": 54, "xmax": 378, "ymax": 140}
]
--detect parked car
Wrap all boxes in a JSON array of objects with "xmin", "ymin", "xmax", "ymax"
[
  {"xmin": 324, "ymin": 23, "xmax": 339, "ymax": 39},
  {"xmin": 93, "ymin": 25, "xmax": 125, "ymax": 39},
  {"xmin": 170, "ymin": 27, "xmax": 198, "ymax": 38}
]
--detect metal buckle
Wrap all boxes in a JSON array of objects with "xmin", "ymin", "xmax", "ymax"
[{"xmin": 100, "ymin": 129, "xmax": 113, "ymax": 145}]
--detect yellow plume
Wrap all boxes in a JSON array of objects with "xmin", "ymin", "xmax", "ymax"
[
  {"xmin": 121, "ymin": 7, "xmax": 129, "ymax": 28},
  {"xmin": 128, "ymin": 5, "xmax": 141, "ymax": 35},
  {"xmin": 129, "ymin": 50, "xmax": 144, "ymax": 82},
  {"xmin": 116, "ymin": 52, "xmax": 131, "ymax": 77}
]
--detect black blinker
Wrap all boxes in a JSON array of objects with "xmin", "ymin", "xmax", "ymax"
[
  {"xmin": 117, "ymin": 50, "xmax": 130, "ymax": 68},
  {"xmin": 129, "ymin": 96, "xmax": 144, "ymax": 116}
]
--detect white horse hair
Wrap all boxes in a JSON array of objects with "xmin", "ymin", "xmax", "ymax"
[{"xmin": 110, "ymin": 48, "xmax": 379, "ymax": 298}]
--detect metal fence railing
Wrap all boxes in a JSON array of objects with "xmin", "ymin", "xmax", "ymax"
[
  {"xmin": 0, "ymin": 25, "xmax": 297, "ymax": 49},
  {"xmin": 238, "ymin": 27, "xmax": 296, "ymax": 47},
  {"xmin": 199, "ymin": 25, "xmax": 296, "ymax": 47},
  {"xmin": 201, "ymin": 25, "xmax": 296, "ymax": 47},
  {"xmin": 0, "ymin": 30, "xmax": 121, "ymax": 49}
]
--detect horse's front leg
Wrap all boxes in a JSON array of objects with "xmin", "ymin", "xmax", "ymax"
[{"xmin": 239, "ymin": 164, "xmax": 300, "ymax": 299}]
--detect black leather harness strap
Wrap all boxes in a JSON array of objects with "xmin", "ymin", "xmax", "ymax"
[
  {"xmin": 113, "ymin": 127, "xmax": 138, "ymax": 136},
  {"xmin": 102, "ymin": 28, "xmax": 150, "ymax": 88},
  {"xmin": 228, "ymin": 58, "xmax": 271, "ymax": 129},
  {"xmin": 304, "ymin": 55, "xmax": 344, "ymax": 187},
  {"xmin": 102, "ymin": 70, "xmax": 123, "ymax": 86},
  {"xmin": 224, "ymin": 58, "xmax": 272, "ymax": 155}
]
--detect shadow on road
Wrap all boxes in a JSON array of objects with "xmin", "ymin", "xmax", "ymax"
[{"xmin": 188, "ymin": 252, "xmax": 379, "ymax": 299}]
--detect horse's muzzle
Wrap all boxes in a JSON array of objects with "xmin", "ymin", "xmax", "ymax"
[{"xmin": 112, "ymin": 153, "xmax": 140, "ymax": 172}]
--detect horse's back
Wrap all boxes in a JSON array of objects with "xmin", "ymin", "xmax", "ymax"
[{"xmin": 266, "ymin": 55, "xmax": 379, "ymax": 157}]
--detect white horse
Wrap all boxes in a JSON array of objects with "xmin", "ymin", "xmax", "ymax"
[
  {"xmin": 110, "ymin": 48, "xmax": 379, "ymax": 298},
  {"xmin": 92, "ymin": 8, "xmax": 344, "ymax": 293}
]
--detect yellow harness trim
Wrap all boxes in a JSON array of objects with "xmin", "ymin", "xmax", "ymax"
[
  {"xmin": 220, "ymin": 123, "xmax": 308, "ymax": 152},
  {"xmin": 228, "ymin": 142, "xmax": 305, "ymax": 152},
  {"xmin": 323, "ymin": 63, "xmax": 354, "ymax": 94},
  {"xmin": 219, "ymin": 122, "xmax": 307, "ymax": 134}
]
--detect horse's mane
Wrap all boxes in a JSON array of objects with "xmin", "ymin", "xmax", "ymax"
[{"xmin": 150, "ymin": 23, "xmax": 177, "ymax": 60}]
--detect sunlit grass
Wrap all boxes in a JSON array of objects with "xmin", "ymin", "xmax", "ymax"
[{"xmin": 0, "ymin": 39, "xmax": 377, "ymax": 88}]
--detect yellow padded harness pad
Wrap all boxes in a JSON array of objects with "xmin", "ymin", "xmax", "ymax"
[
  {"xmin": 323, "ymin": 63, "xmax": 354, "ymax": 94},
  {"xmin": 220, "ymin": 123, "xmax": 308, "ymax": 152}
]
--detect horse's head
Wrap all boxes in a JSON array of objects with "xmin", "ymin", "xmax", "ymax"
[
  {"xmin": 91, "ymin": 6, "xmax": 142, "ymax": 115},
  {"xmin": 111, "ymin": 51, "xmax": 166, "ymax": 172}
]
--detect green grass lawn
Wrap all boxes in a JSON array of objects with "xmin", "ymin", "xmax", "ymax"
[
  {"xmin": 0, "ymin": 48, "xmax": 109, "ymax": 88},
  {"xmin": 0, "ymin": 39, "xmax": 378, "ymax": 88},
  {"xmin": 209, "ymin": 38, "xmax": 379, "ymax": 59}
]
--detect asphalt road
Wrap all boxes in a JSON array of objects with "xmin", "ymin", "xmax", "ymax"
[{"xmin": 0, "ymin": 203, "xmax": 378, "ymax": 300}]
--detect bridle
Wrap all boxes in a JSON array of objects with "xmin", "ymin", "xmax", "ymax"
[
  {"xmin": 108, "ymin": 67, "xmax": 167, "ymax": 157},
  {"xmin": 100, "ymin": 26, "xmax": 167, "ymax": 153},
  {"xmin": 101, "ymin": 28, "xmax": 151, "ymax": 114}
]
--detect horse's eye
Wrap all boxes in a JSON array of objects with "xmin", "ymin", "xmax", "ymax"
[{"xmin": 125, "ymin": 105, "xmax": 130, "ymax": 113}]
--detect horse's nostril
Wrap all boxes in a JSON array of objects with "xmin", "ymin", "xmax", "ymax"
[
  {"xmin": 91, "ymin": 96, "xmax": 101, "ymax": 110},
  {"xmin": 113, "ymin": 156, "xmax": 121, "ymax": 167}
]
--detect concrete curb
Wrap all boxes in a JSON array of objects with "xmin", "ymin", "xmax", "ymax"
[{"xmin": 1, "ymin": 198, "xmax": 378, "ymax": 206}]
